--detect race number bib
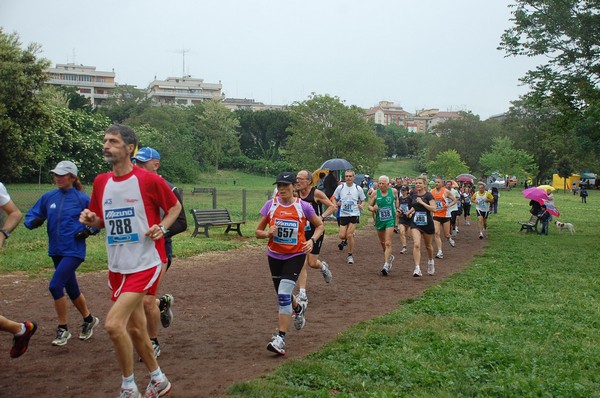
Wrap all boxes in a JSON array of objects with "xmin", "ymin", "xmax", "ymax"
[
  {"xmin": 342, "ymin": 199, "xmax": 356, "ymax": 213},
  {"xmin": 435, "ymin": 200, "xmax": 444, "ymax": 210},
  {"xmin": 378, "ymin": 206, "xmax": 393, "ymax": 221},
  {"xmin": 400, "ymin": 203, "xmax": 409, "ymax": 214},
  {"xmin": 414, "ymin": 211, "xmax": 428, "ymax": 226},
  {"xmin": 273, "ymin": 219, "xmax": 299, "ymax": 245},
  {"xmin": 105, "ymin": 207, "xmax": 140, "ymax": 245}
]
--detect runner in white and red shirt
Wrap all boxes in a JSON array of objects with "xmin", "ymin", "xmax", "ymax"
[{"xmin": 80, "ymin": 124, "xmax": 180, "ymax": 398}]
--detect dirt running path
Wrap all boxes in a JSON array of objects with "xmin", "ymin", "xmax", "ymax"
[{"xmin": 1, "ymin": 221, "xmax": 485, "ymax": 397}]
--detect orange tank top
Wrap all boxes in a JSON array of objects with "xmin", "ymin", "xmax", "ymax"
[
  {"xmin": 431, "ymin": 187, "xmax": 448, "ymax": 218},
  {"xmin": 267, "ymin": 197, "xmax": 307, "ymax": 255}
]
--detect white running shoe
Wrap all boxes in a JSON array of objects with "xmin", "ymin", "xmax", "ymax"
[
  {"xmin": 293, "ymin": 298, "xmax": 307, "ymax": 330},
  {"xmin": 52, "ymin": 327, "xmax": 72, "ymax": 346},
  {"xmin": 435, "ymin": 250, "xmax": 443, "ymax": 259},
  {"xmin": 119, "ymin": 387, "xmax": 141, "ymax": 398},
  {"xmin": 400, "ymin": 247, "xmax": 408, "ymax": 254},
  {"xmin": 427, "ymin": 260, "xmax": 435, "ymax": 275},
  {"xmin": 381, "ymin": 263, "xmax": 390, "ymax": 276},
  {"xmin": 151, "ymin": 340, "xmax": 161, "ymax": 358},
  {"xmin": 321, "ymin": 261, "xmax": 332, "ymax": 283},
  {"xmin": 297, "ymin": 291, "xmax": 308, "ymax": 308},
  {"xmin": 79, "ymin": 316, "xmax": 99, "ymax": 340},
  {"xmin": 159, "ymin": 294, "xmax": 174, "ymax": 328},
  {"xmin": 347, "ymin": 255, "xmax": 354, "ymax": 264},
  {"xmin": 448, "ymin": 238, "xmax": 456, "ymax": 247},
  {"xmin": 144, "ymin": 376, "xmax": 172, "ymax": 397},
  {"xmin": 479, "ymin": 232, "xmax": 484, "ymax": 239},
  {"xmin": 413, "ymin": 265, "xmax": 422, "ymax": 277},
  {"xmin": 388, "ymin": 255, "xmax": 395, "ymax": 269},
  {"xmin": 267, "ymin": 334, "xmax": 286, "ymax": 355}
]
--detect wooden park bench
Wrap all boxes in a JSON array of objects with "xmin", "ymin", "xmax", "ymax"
[
  {"xmin": 518, "ymin": 214, "xmax": 539, "ymax": 233},
  {"xmin": 190, "ymin": 208, "xmax": 245, "ymax": 238}
]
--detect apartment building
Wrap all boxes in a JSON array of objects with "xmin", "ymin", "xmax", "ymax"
[
  {"xmin": 365, "ymin": 101, "xmax": 413, "ymax": 127},
  {"xmin": 427, "ymin": 110, "xmax": 462, "ymax": 129},
  {"xmin": 45, "ymin": 63, "xmax": 116, "ymax": 106},
  {"xmin": 367, "ymin": 104, "xmax": 463, "ymax": 133},
  {"xmin": 146, "ymin": 76, "xmax": 223, "ymax": 106}
]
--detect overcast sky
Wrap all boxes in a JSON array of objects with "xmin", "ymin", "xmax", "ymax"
[{"xmin": 1, "ymin": 0, "xmax": 540, "ymax": 119}]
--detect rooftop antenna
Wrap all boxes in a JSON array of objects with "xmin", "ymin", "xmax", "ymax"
[{"xmin": 178, "ymin": 48, "xmax": 189, "ymax": 77}]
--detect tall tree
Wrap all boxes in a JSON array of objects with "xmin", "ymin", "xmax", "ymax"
[
  {"xmin": 500, "ymin": 0, "xmax": 600, "ymax": 112},
  {"xmin": 556, "ymin": 157, "xmax": 575, "ymax": 191},
  {"xmin": 236, "ymin": 108, "xmax": 290, "ymax": 161},
  {"xmin": 426, "ymin": 149, "xmax": 469, "ymax": 180},
  {"xmin": 499, "ymin": 0, "xmax": 600, "ymax": 173},
  {"xmin": 376, "ymin": 124, "xmax": 418, "ymax": 158},
  {"xmin": 19, "ymin": 104, "xmax": 111, "ymax": 183},
  {"xmin": 428, "ymin": 112, "xmax": 503, "ymax": 175},
  {"xmin": 286, "ymin": 94, "xmax": 385, "ymax": 174},
  {"xmin": 193, "ymin": 99, "xmax": 241, "ymax": 170},
  {"xmin": 502, "ymin": 100, "xmax": 565, "ymax": 183},
  {"xmin": 479, "ymin": 136, "xmax": 537, "ymax": 181},
  {"xmin": 0, "ymin": 29, "xmax": 52, "ymax": 181},
  {"xmin": 133, "ymin": 105, "xmax": 198, "ymax": 182},
  {"xmin": 98, "ymin": 84, "xmax": 151, "ymax": 123}
]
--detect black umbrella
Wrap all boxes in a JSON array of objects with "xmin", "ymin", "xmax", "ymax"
[
  {"xmin": 320, "ymin": 158, "xmax": 353, "ymax": 170},
  {"xmin": 354, "ymin": 174, "xmax": 366, "ymax": 186}
]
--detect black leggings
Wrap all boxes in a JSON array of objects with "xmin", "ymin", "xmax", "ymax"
[
  {"xmin": 462, "ymin": 203, "xmax": 471, "ymax": 217},
  {"xmin": 268, "ymin": 254, "xmax": 306, "ymax": 292}
]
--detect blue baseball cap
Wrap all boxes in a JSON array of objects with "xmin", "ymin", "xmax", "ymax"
[{"xmin": 133, "ymin": 147, "xmax": 161, "ymax": 162}]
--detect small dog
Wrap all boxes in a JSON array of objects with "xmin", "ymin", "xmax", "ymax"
[{"xmin": 555, "ymin": 220, "xmax": 575, "ymax": 234}]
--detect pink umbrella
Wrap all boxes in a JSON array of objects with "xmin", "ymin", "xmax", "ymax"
[
  {"xmin": 542, "ymin": 199, "xmax": 560, "ymax": 217},
  {"xmin": 522, "ymin": 187, "xmax": 549, "ymax": 204},
  {"xmin": 456, "ymin": 175, "xmax": 474, "ymax": 183}
]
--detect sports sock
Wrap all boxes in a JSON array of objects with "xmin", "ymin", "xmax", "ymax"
[
  {"xmin": 58, "ymin": 324, "xmax": 68, "ymax": 330},
  {"xmin": 15, "ymin": 323, "xmax": 26, "ymax": 336},
  {"xmin": 122, "ymin": 374, "xmax": 136, "ymax": 390},
  {"xmin": 150, "ymin": 367, "xmax": 165, "ymax": 382},
  {"xmin": 83, "ymin": 314, "xmax": 94, "ymax": 324}
]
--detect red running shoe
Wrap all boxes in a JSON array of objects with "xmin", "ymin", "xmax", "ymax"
[{"xmin": 10, "ymin": 321, "xmax": 37, "ymax": 358}]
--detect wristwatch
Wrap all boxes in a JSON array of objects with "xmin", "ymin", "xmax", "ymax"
[
  {"xmin": 310, "ymin": 237, "xmax": 317, "ymax": 245},
  {"xmin": 158, "ymin": 225, "xmax": 169, "ymax": 235},
  {"xmin": 0, "ymin": 229, "xmax": 10, "ymax": 239}
]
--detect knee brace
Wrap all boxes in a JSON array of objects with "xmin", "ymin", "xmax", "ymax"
[{"xmin": 277, "ymin": 278, "xmax": 295, "ymax": 315}]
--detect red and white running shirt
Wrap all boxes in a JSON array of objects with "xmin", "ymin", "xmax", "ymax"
[{"xmin": 89, "ymin": 167, "xmax": 178, "ymax": 274}]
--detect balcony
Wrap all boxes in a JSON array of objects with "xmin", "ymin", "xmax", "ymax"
[{"xmin": 47, "ymin": 78, "xmax": 116, "ymax": 88}]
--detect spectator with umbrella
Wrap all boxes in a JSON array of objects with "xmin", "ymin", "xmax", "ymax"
[{"xmin": 522, "ymin": 187, "xmax": 549, "ymax": 215}]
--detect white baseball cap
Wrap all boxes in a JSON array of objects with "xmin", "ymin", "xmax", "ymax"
[{"xmin": 50, "ymin": 160, "xmax": 78, "ymax": 176}]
